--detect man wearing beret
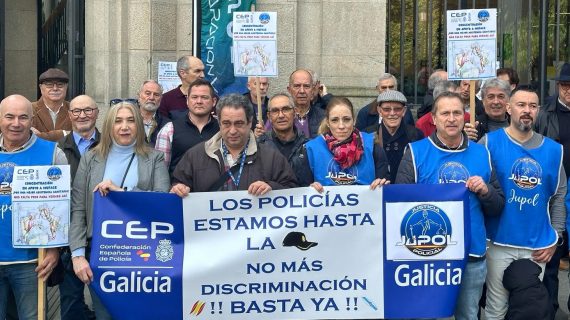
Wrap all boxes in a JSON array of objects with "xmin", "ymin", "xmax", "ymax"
[
  {"xmin": 32, "ymin": 68, "xmax": 72, "ymax": 142},
  {"xmin": 365, "ymin": 90, "xmax": 423, "ymax": 182}
]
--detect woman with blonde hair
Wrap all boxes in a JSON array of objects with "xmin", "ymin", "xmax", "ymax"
[
  {"xmin": 69, "ymin": 101, "xmax": 169, "ymax": 319},
  {"xmin": 305, "ymin": 97, "xmax": 390, "ymax": 191}
]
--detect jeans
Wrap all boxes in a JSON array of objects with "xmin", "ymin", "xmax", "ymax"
[
  {"xmin": 454, "ymin": 259, "xmax": 487, "ymax": 320},
  {"xmin": 59, "ymin": 250, "xmax": 93, "ymax": 320},
  {"xmin": 0, "ymin": 263, "xmax": 38, "ymax": 320},
  {"xmin": 484, "ymin": 243, "xmax": 545, "ymax": 320}
]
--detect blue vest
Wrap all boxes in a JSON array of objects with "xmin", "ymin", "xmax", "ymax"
[
  {"xmin": 0, "ymin": 137, "xmax": 55, "ymax": 262},
  {"xmin": 409, "ymin": 137, "xmax": 491, "ymax": 257},
  {"xmin": 485, "ymin": 129, "xmax": 562, "ymax": 249},
  {"xmin": 306, "ymin": 132, "xmax": 376, "ymax": 186}
]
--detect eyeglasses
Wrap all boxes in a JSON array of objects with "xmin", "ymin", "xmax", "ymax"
[
  {"xmin": 69, "ymin": 108, "xmax": 98, "ymax": 117},
  {"xmin": 109, "ymin": 98, "xmax": 138, "ymax": 107},
  {"xmin": 379, "ymin": 106, "xmax": 405, "ymax": 114},
  {"xmin": 42, "ymin": 82, "xmax": 67, "ymax": 89},
  {"xmin": 268, "ymin": 106, "xmax": 294, "ymax": 116}
]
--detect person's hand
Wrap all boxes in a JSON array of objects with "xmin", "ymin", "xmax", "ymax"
[
  {"xmin": 464, "ymin": 121, "xmax": 479, "ymax": 141},
  {"xmin": 319, "ymin": 84, "xmax": 328, "ymax": 96},
  {"xmin": 35, "ymin": 248, "xmax": 59, "ymax": 281},
  {"xmin": 93, "ymin": 179, "xmax": 123, "ymax": 196},
  {"xmin": 253, "ymin": 123, "xmax": 265, "ymax": 138},
  {"xmin": 248, "ymin": 181, "xmax": 272, "ymax": 196},
  {"xmin": 310, "ymin": 182, "xmax": 324, "ymax": 193},
  {"xmin": 31, "ymin": 127, "xmax": 40, "ymax": 135},
  {"xmin": 170, "ymin": 183, "xmax": 190, "ymax": 197},
  {"xmin": 532, "ymin": 244, "xmax": 557, "ymax": 263},
  {"xmin": 466, "ymin": 176, "xmax": 488, "ymax": 196},
  {"xmin": 370, "ymin": 178, "xmax": 390, "ymax": 190},
  {"xmin": 72, "ymin": 256, "xmax": 93, "ymax": 284}
]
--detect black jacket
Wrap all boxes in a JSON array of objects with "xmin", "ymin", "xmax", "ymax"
[
  {"xmin": 503, "ymin": 259, "xmax": 552, "ymax": 320},
  {"xmin": 257, "ymin": 128, "xmax": 311, "ymax": 186}
]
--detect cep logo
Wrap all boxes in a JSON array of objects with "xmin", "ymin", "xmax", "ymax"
[
  {"xmin": 101, "ymin": 220, "xmax": 174, "ymax": 239},
  {"xmin": 450, "ymin": 12, "xmax": 467, "ymax": 18}
]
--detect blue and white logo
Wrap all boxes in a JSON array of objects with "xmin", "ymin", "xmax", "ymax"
[
  {"xmin": 478, "ymin": 10, "xmax": 490, "ymax": 22},
  {"xmin": 47, "ymin": 166, "xmax": 62, "ymax": 181},
  {"xmin": 0, "ymin": 162, "xmax": 16, "ymax": 194},
  {"xmin": 509, "ymin": 157, "xmax": 542, "ymax": 190},
  {"xmin": 325, "ymin": 159, "xmax": 357, "ymax": 185},
  {"xmin": 438, "ymin": 161, "xmax": 470, "ymax": 184},
  {"xmin": 399, "ymin": 204, "xmax": 453, "ymax": 257},
  {"xmin": 259, "ymin": 13, "xmax": 271, "ymax": 24}
]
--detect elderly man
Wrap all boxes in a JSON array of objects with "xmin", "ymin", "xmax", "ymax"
[
  {"xmin": 57, "ymin": 95, "xmax": 99, "ymax": 320},
  {"xmin": 155, "ymin": 79, "xmax": 220, "ymax": 176},
  {"xmin": 285, "ymin": 69, "xmax": 326, "ymax": 138},
  {"xmin": 356, "ymin": 73, "xmax": 414, "ymax": 130},
  {"xmin": 170, "ymin": 94, "xmax": 297, "ymax": 196},
  {"xmin": 158, "ymin": 55, "xmax": 205, "ymax": 117},
  {"xmin": 137, "ymin": 80, "xmax": 168, "ymax": 147},
  {"xmin": 32, "ymin": 68, "xmax": 72, "ymax": 142},
  {"xmin": 483, "ymin": 88, "xmax": 566, "ymax": 320},
  {"xmin": 0, "ymin": 95, "xmax": 67, "ymax": 319},
  {"xmin": 534, "ymin": 62, "xmax": 570, "ymax": 318},
  {"xmin": 397, "ymin": 91, "xmax": 504, "ymax": 320},
  {"xmin": 364, "ymin": 90, "xmax": 423, "ymax": 182},
  {"xmin": 257, "ymin": 92, "xmax": 310, "ymax": 186},
  {"xmin": 417, "ymin": 69, "xmax": 448, "ymax": 118},
  {"xmin": 244, "ymin": 76, "xmax": 269, "ymax": 128},
  {"xmin": 465, "ymin": 78, "xmax": 511, "ymax": 141}
]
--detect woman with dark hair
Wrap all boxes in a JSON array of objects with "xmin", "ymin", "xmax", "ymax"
[
  {"xmin": 69, "ymin": 101, "xmax": 169, "ymax": 319},
  {"xmin": 305, "ymin": 97, "xmax": 390, "ymax": 191}
]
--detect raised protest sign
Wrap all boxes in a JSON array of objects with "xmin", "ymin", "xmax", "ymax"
[
  {"xmin": 232, "ymin": 12, "xmax": 278, "ymax": 77},
  {"xmin": 447, "ymin": 8, "xmax": 497, "ymax": 80},
  {"xmin": 90, "ymin": 184, "xmax": 469, "ymax": 319}
]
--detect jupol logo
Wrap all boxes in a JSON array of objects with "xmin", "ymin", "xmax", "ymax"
[
  {"xmin": 325, "ymin": 159, "xmax": 357, "ymax": 185},
  {"xmin": 438, "ymin": 161, "xmax": 470, "ymax": 184},
  {"xmin": 478, "ymin": 10, "xmax": 490, "ymax": 22},
  {"xmin": 259, "ymin": 13, "xmax": 270, "ymax": 24},
  {"xmin": 399, "ymin": 204, "xmax": 453, "ymax": 256},
  {"xmin": 47, "ymin": 166, "xmax": 62, "ymax": 181},
  {"xmin": 0, "ymin": 162, "xmax": 16, "ymax": 195},
  {"xmin": 509, "ymin": 157, "xmax": 542, "ymax": 190}
]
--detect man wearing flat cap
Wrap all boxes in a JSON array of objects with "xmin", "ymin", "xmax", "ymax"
[
  {"xmin": 535, "ymin": 62, "xmax": 570, "ymax": 317},
  {"xmin": 32, "ymin": 68, "xmax": 72, "ymax": 142},
  {"xmin": 364, "ymin": 90, "xmax": 423, "ymax": 182}
]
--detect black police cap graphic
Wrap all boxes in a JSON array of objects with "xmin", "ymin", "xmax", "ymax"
[{"xmin": 282, "ymin": 232, "xmax": 318, "ymax": 251}]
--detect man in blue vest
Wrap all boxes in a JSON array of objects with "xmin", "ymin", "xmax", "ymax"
[
  {"xmin": 482, "ymin": 88, "xmax": 567, "ymax": 319},
  {"xmin": 0, "ymin": 95, "xmax": 68, "ymax": 319},
  {"xmin": 396, "ymin": 91, "xmax": 504, "ymax": 320}
]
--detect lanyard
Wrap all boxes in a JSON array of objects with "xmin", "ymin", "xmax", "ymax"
[{"xmin": 221, "ymin": 139, "xmax": 249, "ymax": 188}]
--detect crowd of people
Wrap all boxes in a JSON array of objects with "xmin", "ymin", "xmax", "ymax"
[{"xmin": 1, "ymin": 54, "xmax": 570, "ymax": 320}]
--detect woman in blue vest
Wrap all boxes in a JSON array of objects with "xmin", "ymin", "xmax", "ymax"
[
  {"xmin": 305, "ymin": 97, "xmax": 390, "ymax": 192},
  {"xmin": 69, "ymin": 101, "xmax": 170, "ymax": 320}
]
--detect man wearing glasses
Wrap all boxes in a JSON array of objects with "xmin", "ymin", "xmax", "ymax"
[
  {"xmin": 535, "ymin": 62, "xmax": 570, "ymax": 318},
  {"xmin": 257, "ymin": 92, "xmax": 310, "ymax": 186},
  {"xmin": 365, "ymin": 90, "xmax": 423, "ymax": 182},
  {"xmin": 32, "ymin": 68, "xmax": 72, "ymax": 142},
  {"xmin": 56, "ymin": 95, "xmax": 99, "ymax": 320},
  {"xmin": 355, "ymin": 73, "xmax": 414, "ymax": 131},
  {"xmin": 170, "ymin": 94, "xmax": 297, "ymax": 196}
]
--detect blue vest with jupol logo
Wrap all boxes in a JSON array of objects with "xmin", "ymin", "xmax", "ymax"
[
  {"xmin": 0, "ymin": 137, "xmax": 55, "ymax": 262},
  {"xmin": 306, "ymin": 132, "xmax": 376, "ymax": 186},
  {"xmin": 409, "ymin": 137, "xmax": 491, "ymax": 257},
  {"xmin": 485, "ymin": 129, "xmax": 561, "ymax": 249}
]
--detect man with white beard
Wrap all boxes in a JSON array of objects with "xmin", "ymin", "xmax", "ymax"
[{"xmin": 137, "ymin": 80, "xmax": 168, "ymax": 147}]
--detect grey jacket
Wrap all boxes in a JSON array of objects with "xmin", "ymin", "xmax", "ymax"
[
  {"xmin": 534, "ymin": 97, "xmax": 560, "ymax": 140},
  {"xmin": 69, "ymin": 149, "xmax": 170, "ymax": 252}
]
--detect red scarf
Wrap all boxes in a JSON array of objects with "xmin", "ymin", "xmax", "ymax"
[{"xmin": 324, "ymin": 129, "xmax": 364, "ymax": 169}]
